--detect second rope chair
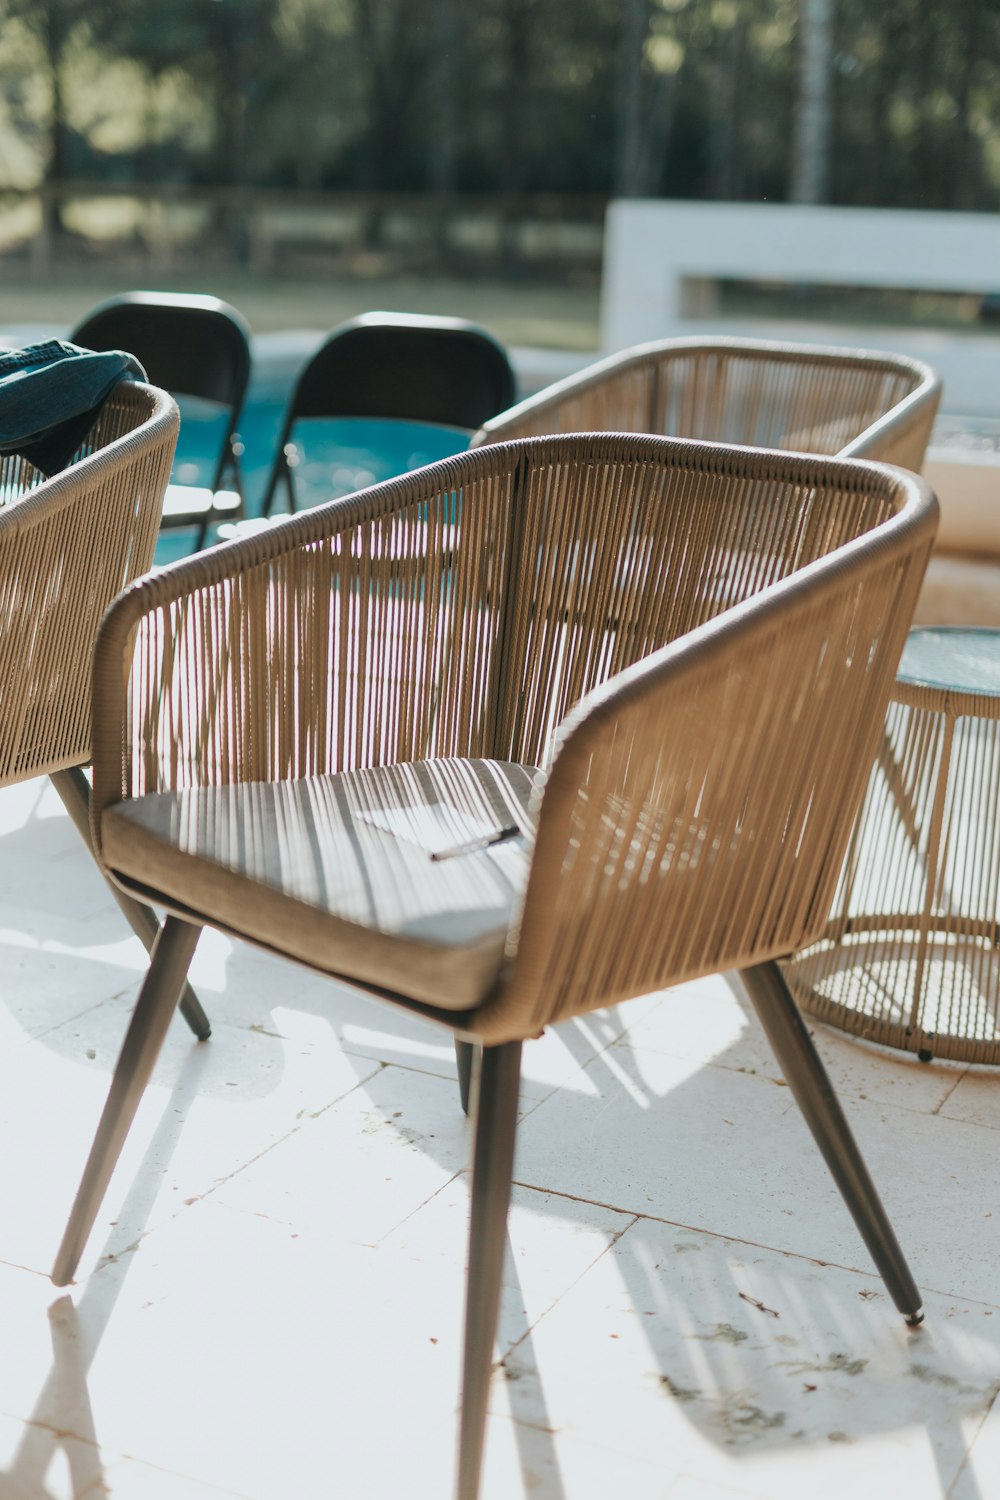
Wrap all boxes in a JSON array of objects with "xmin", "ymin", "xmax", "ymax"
[{"xmin": 473, "ymin": 334, "xmax": 940, "ymax": 471}]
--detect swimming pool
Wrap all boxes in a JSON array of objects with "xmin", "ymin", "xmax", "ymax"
[{"xmin": 158, "ymin": 346, "xmax": 476, "ymax": 564}]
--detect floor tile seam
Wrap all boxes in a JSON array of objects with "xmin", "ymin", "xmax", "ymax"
[
  {"xmin": 489, "ymin": 1404, "xmax": 686, "ymax": 1482},
  {"xmin": 930, "ymin": 1063, "xmax": 972, "ymax": 1116},
  {"xmin": 483, "ymin": 1411, "xmax": 730, "ymax": 1497},
  {"xmin": 610, "ymin": 1037, "xmax": 966, "ymax": 1122},
  {"xmin": 376, "ymin": 1151, "xmax": 634, "ymax": 1259},
  {"xmin": 336, "ymin": 1040, "xmax": 474, "ymax": 1091},
  {"xmin": 16, "ymin": 980, "xmax": 142, "ymax": 1050},
  {"xmin": 0, "ymin": 1254, "xmax": 59, "ymax": 1281},
  {"xmin": 105, "ymin": 1450, "xmax": 258, "ymax": 1500},
  {"xmin": 511, "ymin": 1179, "xmax": 1000, "ymax": 1309},
  {"xmin": 510, "ymin": 1176, "xmax": 822, "ymax": 1260},
  {"xmin": 0, "ymin": 1406, "xmax": 257, "ymax": 1500},
  {"xmin": 335, "ymin": 1039, "xmax": 570, "ymax": 1112},
  {"xmin": 0, "ymin": 1403, "xmax": 103, "ymax": 1453},
  {"xmin": 936, "ymin": 1104, "xmax": 1000, "ymax": 1132},
  {"xmin": 122, "ymin": 1059, "xmax": 392, "ymax": 1232},
  {"xmin": 947, "ymin": 1382, "xmax": 1000, "ymax": 1498},
  {"xmin": 372, "ymin": 1166, "xmax": 468, "ymax": 1248},
  {"xmin": 365, "ymin": 1055, "xmax": 557, "ymax": 1125},
  {"xmin": 501, "ymin": 1210, "xmax": 642, "ymax": 1363},
  {"xmin": 342, "ymin": 1047, "xmax": 556, "ymax": 1112}
]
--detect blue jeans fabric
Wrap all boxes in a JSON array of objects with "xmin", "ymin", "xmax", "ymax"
[{"xmin": 0, "ymin": 340, "xmax": 146, "ymax": 477}]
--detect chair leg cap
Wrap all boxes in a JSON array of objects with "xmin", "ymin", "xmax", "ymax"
[{"xmin": 905, "ymin": 1307, "xmax": 925, "ymax": 1327}]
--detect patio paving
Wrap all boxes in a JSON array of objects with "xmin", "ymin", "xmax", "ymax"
[{"xmin": 0, "ymin": 773, "xmax": 998, "ymax": 1500}]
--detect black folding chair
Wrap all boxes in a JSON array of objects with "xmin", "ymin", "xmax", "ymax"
[
  {"xmin": 72, "ymin": 292, "xmax": 252, "ymax": 549},
  {"xmin": 260, "ymin": 311, "xmax": 516, "ymax": 518}
]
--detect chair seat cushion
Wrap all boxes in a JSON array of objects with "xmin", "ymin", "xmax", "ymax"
[{"xmin": 102, "ymin": 758, "xmax": 540, "ymax": 1010}]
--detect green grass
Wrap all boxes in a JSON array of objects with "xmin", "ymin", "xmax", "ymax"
[
  {"xmin": 720, "ymin": 280, "xmax": 991, "ymax": 334},
  {"xmin": 0, "ymin": 262, "xmax": 602, "ymax": 350}
]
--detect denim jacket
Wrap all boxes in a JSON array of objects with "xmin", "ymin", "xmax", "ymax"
[{"xmin": 0, "ymin": 339, "xmax": 146, "ymax": 477}]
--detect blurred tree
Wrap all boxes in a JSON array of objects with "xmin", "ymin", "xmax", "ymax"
[
  {"xmin": 6, "ymin": 0, "xmax": 1000, "ymax": 244},
  {"xmin": 3, "ymin": 0, "xmax": 123, "ymax": 233},
  {"xmin": 790, "ymin": 0, "xmax": 833, "ymax": 202},
  {"xmin": 428, "ymin": 0, "xmax": 460, "ymax": 195},
  {"xmin": 613, "ymin": 0, "xmax": 686, "ymax": 198}
]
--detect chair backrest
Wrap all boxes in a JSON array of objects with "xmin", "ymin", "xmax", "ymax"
[
  {"xmin": 0, "ymin": 381, "xmax": 177, "ymax": 786},
  {"xmin": 93, "ymin": 433, "xmax": 937, "ymax": 1045},
  {"xmin": 290, "ymin": 312, "xmax": 515, "ymax": 426},
  {"xmin": 261, "ymin": 312, "xmax": 516, "ymax": 515},
  {"xmin": 72, "ymin": 293, "xmax": 251, "ymax": 495},
  {"xmin": 72, "ymin": 292, "xmax": 251, "ymax": 409},
  {"xmin": 473, "ymin": 337, "xmax": 941, "ymax": 473}
]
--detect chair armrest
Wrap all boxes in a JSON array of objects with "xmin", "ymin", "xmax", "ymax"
[
  {"xmin": 0, "ymin": 383, "xmax": 176, "ymax": 784},
  {"xmin": 90, "ymin": 444, "xmax": 517, "ymax": 835},
  {"xmin": 474, "ymin": 338, "xmax": 941, "ymax": 475},
  {"xmin": 479, "ymin": 481, "xmax": 938, "ymax": 1042}
]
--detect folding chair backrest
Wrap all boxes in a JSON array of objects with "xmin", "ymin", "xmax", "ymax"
[
  {"xmin": 262, "ymin": 312, "xmax": 515, "ymax": 515},
  {"xmin": 72, "ymin": 293, "xmax": 251, "ymax": 409},
  {"xmin": 72, "ymin": 293, "xmax": 250, "ymax": 499}
]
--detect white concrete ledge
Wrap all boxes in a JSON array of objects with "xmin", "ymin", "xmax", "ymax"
[{"xmin": 602, "ymin": 200, "xmax": 1000, "ymax": 417}]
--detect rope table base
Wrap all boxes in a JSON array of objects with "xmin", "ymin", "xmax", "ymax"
[{"xmin": 786, "ymin": 627, "xmax": 1000, "ymax": 1065}]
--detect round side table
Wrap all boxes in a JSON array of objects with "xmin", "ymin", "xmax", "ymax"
[{"xmin": 786, "ymin": 627, "xmax": 1000, "ymax": 1064}]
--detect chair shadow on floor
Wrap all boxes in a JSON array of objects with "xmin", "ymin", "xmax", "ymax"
[
  {"xmin": 1, "ymin": 792, "xmax": 997, "ymax": 1500},
  {"xmin": 0, "ymin": 1040, "xmax": 210, "ymax": 1500}
]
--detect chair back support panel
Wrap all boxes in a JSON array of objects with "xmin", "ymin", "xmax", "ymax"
[
  {"xmin": 72, "ymin": 294, "xmax": 251, "ymax": 509},
  {"xmin": 262, "ymin": 312, "xmax": 515, "ymax": 517},
  {"xmin": 293, "ymin": 318, "xmax": 515, "ymax": 428},
  {"xmin": 474, "ymin": 338, "xmax": 940, "ymax": 474}
]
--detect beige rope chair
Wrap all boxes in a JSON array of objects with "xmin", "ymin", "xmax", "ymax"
[
  {"xmin": 0, "ymin": 381, "xmax": 209, "ymax": 1040},
  {"xmin": 52, "ymin": 434, "xmax": 937, "ymax": 1500},
  {"xmin": 473, "ymin": 335, "xmax": 940, "ymax": 472}
]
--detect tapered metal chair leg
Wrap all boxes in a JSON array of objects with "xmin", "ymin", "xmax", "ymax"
[
  {"xmin": 455, "ymin": 1039, "xmax": 477, "ymax": 1116},
  {"xmin": 456, "ymin": 1040, "xmax": 522, "ymax": 1500},
  {"xmin": 51, "ymin": 916, "xmax": 202, "ymax": 1287},
  {"xmin": 742, "ymin": 960, "xmax": 923, "ymax": 1324},
  {"xmin": 49, "ymin": 768, "xmax": 211, "ymax": 1040}
]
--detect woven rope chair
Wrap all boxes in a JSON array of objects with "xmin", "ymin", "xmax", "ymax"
[
  {"xmin": 473, "ymin": 335, "xmax": 940, "ymax": 471},
  {"xmin": 52, "ymin": 434, "xmax": 937, "ymax": 1500},
  {"xmin": 0, "ymin": 381, "xmax": 209, "ymax": 1040}
]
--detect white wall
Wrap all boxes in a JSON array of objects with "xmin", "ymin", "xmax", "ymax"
[{"xmin": 601, "ymin": 200, "xmax": 1000, "ymax": 416}]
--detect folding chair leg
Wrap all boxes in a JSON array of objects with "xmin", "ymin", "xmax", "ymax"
[
  {"xmin": 456, "ymin": 1039, "xmax": 522, "ymax": 1500},
  {"xmin": 741, "ymin": 960, "xmax": 923, "ymax": 1324},
  {"xmin": 51, "ymin": 916, "xmax": 202, "ymax": 1287},
  {"xmin": 49, "ymin": 768, "xmax": 211, "ymax": 1041},
  {"xmin": 455, "ymin": 1039, "xmax": 477, "ymax": 1116}
]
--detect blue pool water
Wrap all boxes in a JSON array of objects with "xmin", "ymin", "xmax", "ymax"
[{"xmin": 157, "ymin": 376, "xmax": 472, "ymax": 565}]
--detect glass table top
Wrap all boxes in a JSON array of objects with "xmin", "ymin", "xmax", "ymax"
[{"xmin": 898, "ymin": 627, "xmax": 1000, "ymax": 697}]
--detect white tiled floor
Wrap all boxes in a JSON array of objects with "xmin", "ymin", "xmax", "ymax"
[{"xmin": 2, "ymin": 776, "xmax": 999, "ymax": 1500}]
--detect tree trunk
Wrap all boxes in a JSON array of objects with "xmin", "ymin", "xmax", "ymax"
[
  {"xmin": 614, "ymin": 0, "xmax": 648, "ymax": 196},
  {"xmin": 790, "ymin": 0, "xmax": 833, "ymax": 204},
  {"xmin": 950, "ymin": 0, "xmax": 981, "ymax": 210},
  {"xmin": 429, "ymin": 0, "xmax": 459, "ymax": 194},
  {"xmin": 709, "ymin": 10, "xmax": 750, "ymax": 200},
  {"xmin": 42, "ymin": 4, "xmax": 72, "ymax": 242}
]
